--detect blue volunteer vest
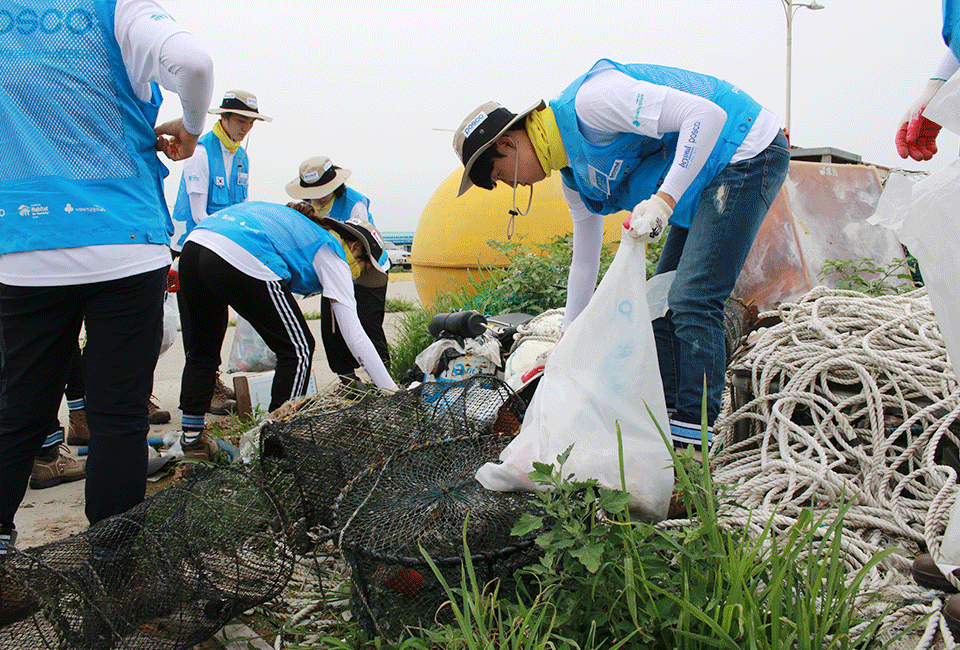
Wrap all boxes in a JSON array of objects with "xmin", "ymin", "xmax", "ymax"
[
  {"xmin": 551, "ymin": 59, "xmax": 763, "ymax": 228},
  {"xmin": 944, "ymin": 0, "xmax": 960, "ymax": 63},
  {"xmin": 173, "ymin": 129, "xmax": 249, "ymax": 245},
  {"xmin": 0, "ymin": 0, "xmax": 170, "ymax": 253},
  {"xmin": 328, "ymin": 186, "xmax": 375, "ymax": 227},
  {"xmin": 195, "ymin": 201, "xmax": 347, "ymax": 296}
]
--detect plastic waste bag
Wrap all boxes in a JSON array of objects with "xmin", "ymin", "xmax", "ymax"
[
  {"xmin": 868, "ymin": 163, "xmax": 960, "ymax": 582},
  {"xmin": 476, "ymin": 232, "xmax": 674, "ymax": 520},
  {"xmin": 227, "ymin": 316, "xmax": 277, "ymax": 372},
  {"xmin": 158, "ymin": 292, "xmax": 178, "ymax": 357}
]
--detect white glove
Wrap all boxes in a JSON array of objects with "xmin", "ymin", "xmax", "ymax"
[{"xmin": 623, "ymin": 195, "xmax": 671, "ymax": 244}]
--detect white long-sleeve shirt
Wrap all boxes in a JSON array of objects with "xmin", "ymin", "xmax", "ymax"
[
  {"xmin": 0, "ymin": 0, "xmax": 214, "ymax": 286},
  {"xmin": 562, "ymin": 69, "xmax": 782, "ymax": 325},
  {"xmin": 187, "ymin": 227, "xmax": 395, "ymax": 390}
]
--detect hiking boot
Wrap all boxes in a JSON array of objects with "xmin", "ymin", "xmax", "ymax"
[
  {"xmin": 66, "ymin": 408, "xmax": 89, "ymax": 446},
  {"xmin": 148, "ymin": 397, "xmax": 171, "ymax": 425},
  {"xmin": 208, "ymin": 374, "xmax": 237, "ymax": 415},
  {"xmin": 912, "ymin": 553, "xmax": 960, "ymax": 592},
  {"xmin": 30, "ymin": 445, "xmax": 86, "ymax": 489},
  {"xmin": 0, "ymin": 564, "xmax": 40, "ymax": 626},
  {"xmin": 180, "ymin": 430, "xmax": 220, "ymax": 462}
]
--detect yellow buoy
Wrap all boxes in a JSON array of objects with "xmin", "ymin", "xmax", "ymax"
[{"xmin": 411, "ymin": 170, "xmax": 628, "ymax": 306}]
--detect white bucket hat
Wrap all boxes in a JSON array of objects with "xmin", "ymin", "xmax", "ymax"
[
  {"xmin": 285, "ymin": 156, "xmax": 351, "ymax": 200},
  {"xmin": 208, "ymin": 89, "xmax": 272, "ymax": 122}
]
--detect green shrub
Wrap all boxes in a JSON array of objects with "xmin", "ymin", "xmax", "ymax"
[{"xmin": 819, "ymin": 257, "xmax": 915, "ymax": 296}]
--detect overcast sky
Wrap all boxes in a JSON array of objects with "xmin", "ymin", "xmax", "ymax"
[{"xmin": 155, "ymin": 0, "xmax": 954, "ymax": 234}]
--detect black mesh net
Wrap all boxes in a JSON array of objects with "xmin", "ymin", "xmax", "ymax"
[
  {"xmin": 0, "ymin": 377, "xmax": 539, "ymax": 647},
  {"xmin": 258, "ymin": 376, "xmax": 528, "ymax": 552},
  {"xmin": 0, "ymin": 465, "xmax": 293, "ymax": 650},
  {"xmin": 333, "ymin": 433, "xmax": 545, "ymax": 640}
]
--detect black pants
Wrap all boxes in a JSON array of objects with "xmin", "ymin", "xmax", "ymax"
[
  {"xmin": 0, "ymin": 268, "xmax": 166, "ymax": 531},
  {"xmin": 178, "ymin": 242, "xmax": 315, "ymax": 414},
  {"xmin": 320, "ymin": 283, "xmax": 390, "ymax": 376}
]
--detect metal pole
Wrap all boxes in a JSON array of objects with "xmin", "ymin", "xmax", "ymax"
[{"xmin": 784, "ymin": 0, "xmax": 794, "ymax": 137}]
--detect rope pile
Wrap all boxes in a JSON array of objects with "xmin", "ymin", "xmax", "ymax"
[{"xmin": 680, "ymin": 286, "xmax": 960, "ymax": 649}]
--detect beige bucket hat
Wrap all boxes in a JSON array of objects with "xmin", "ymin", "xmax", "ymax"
[
  {"xmin": 285, "ymin": 156, "xmax": 351, "ymax": 200},
  {"xmin": 453, "ymin": 100, "xmax": 545, "ymax": 196},
  {"xmin": 208, "ymin": 89, "xmax": 272, "ymax": 122}
]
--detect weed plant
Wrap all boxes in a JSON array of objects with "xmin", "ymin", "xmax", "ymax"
[
  {"xmin": 304, "ymin": 406, "xmax": 917, "ymax": 648},
  {"xmin": 819, "ymin": 257, "xmax": 915, "ymax": 296}
]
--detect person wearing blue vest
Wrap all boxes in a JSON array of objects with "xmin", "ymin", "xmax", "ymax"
[
  {"xmin": 170, "ymin": 89, "xmax": 271, "ymax": 415},
  {"xmin": 896, "ymin": 1, "xmax": 960, "ymax": 161},
  {"xmin": 285, "ymin": 157, "xmax": 392, "ymax": 385},
  {"xmin": 0, "ymin": 0, "xmax": 214, "ymax": 620},
  {"xmin": 175, "ymin": 201, "xmax": 398, "ymax": 460},
  {"xmin": 900, "ymin": 1, "xmax": 960, "ymax": 636},
  {"xmin": 452, "ymin": 59, "xmax": 789, "ymax": 449}
]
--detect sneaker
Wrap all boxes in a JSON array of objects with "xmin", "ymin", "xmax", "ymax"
[
  {"xmin": 180, "ymin": 430, "xmax": 220, "ymax": 462},
  {"xmin": 148, "ymin": 397, "xmax": 171, "ymax": 425},
  {"xmin": 30, "ymin": 445, "xmax": 86, "ymax": 489},
  {"xmin": 208, "ymin": 373, "xmax": 237, "ymax": 415},
  {"xmin": 66, "ymin": 408, "xmax": 89, "ymax": 446},
  {"xmin": 912, "ymin": 553, "xmax": 960, "ymax": 592},
  {"xmin": 669, "ymin": 419, "xmax": 713, "ymax": 450}
]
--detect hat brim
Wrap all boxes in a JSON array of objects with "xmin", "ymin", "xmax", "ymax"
[
  {"xmin": 457, "ymin": 100, "xmax": 545, "ymax": 197},
  {"xmin": 285, "ymin": 169, "xmax": 351, "ymax": 200},
  {"xmin": 209, "ymin": 107, "xmax": 273, "ymax": 122},
  {"xmin": 321, "ymin": 217, "xmax": 391, "ymax": 278}
]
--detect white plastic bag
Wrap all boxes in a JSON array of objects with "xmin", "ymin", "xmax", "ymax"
[
  {"xmin": 868, "ymin": 162, "xmax": 960, "ymax": 581},
  {"xmin": 476, "ymin": 232, "xmax": 674, "ymax": 520},
  {"xmin": 227, "ymin": 316, "xmax": 277, "ymax": 372},
  {"xmin": 158, "ymin": 292, "xmax": 178, "ymax": 357}
]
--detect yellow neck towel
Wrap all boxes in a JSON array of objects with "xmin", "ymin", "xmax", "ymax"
[
  {"xmin": 329, "ymin": 231, "xmax": 361, "ymax": 282},
  {"xmin": 525, "ymin": 107, "xmax": 568, "ymax": 177},
  {"xmin": 213, "ymin": 120, "xmax": 241, "ymax": 153}
]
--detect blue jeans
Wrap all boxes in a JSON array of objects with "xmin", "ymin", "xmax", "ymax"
[{"xmin": 653, "ymin": 130, "xmax": 789, "ymax": 425}]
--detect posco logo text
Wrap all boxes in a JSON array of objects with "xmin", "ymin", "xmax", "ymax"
[
  {"xmin": 0, "ymin": 8, "xmax": 95, "ymax": 36},
  {"xmin": 688, "ymin": 121, "xmax": 701, "ymax": 144}
]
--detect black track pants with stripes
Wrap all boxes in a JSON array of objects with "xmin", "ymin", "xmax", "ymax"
[{"xmin": 178, "ymin": 241, "xmax": 315, "ymax": 415}]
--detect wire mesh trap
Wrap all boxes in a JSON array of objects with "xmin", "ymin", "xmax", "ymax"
[
  {"xmin": 332, "ymin": 433, "xmax": 545, "ymax": 640},
  {"xmin": 0, "ymin": 465, "xmax": 293, "ymax": 650},
  {"xmin": 256, "ymin": 376, "xmax": 528, "ymax": 552}
]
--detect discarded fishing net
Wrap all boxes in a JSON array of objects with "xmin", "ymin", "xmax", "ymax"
[
  {"xmin": 257, "ymin": 375, "xmax": 528, "ymax": 552},
  {"xmin": 333, "ymin": 433, "xmax": 545, "ymax": 640},
  {"xmin": 0, "ymin": 465, "xmax": 293, "ymax": 650}
]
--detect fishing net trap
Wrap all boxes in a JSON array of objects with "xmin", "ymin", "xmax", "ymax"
[
  {"xmin": 332, "ymin": 433, "xmax": 545, "ymax": 640},
  {"xmin": 0, "ymin": 465, "xmax": 293, "ymax": 649}
]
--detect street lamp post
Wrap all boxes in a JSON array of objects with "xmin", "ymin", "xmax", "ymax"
[{"xmin": 782, "ymin": 0, "xmax": 825, "ymax": 138}]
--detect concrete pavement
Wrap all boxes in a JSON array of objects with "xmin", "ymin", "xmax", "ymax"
[{"xmin": 14, "ymin": 277, "xmax": 421, "ymax": 549}]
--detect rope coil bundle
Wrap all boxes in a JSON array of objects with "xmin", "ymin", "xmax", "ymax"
[{"xmin": 687, "ymin": 286, "xmax": 960, "ymax": 648}]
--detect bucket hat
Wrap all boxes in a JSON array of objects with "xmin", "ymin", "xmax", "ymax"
[
  {"xmin": 321, "ymin": 217, "xmax": 391, "ymax": 286},
  {"xmin": 286, "ymin": 157, "xmax": 351, "ymax": 200},
  {"xmin": 209, "ymin": 89, "xmax": 272, "ymax": 122},
  {"xmin": 453, "ymin": 100, "xmax": 545, "ymax": 197}
]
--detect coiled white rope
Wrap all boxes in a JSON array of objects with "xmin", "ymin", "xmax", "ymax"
[{"xmin": 691, "ymin": 286, "xmax": 960, "ymax": 649}]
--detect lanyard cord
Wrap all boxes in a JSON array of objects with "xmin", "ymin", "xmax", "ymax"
[{"xmin": 506, "ymin": 136, "xmax": 533, "ymax": 239}]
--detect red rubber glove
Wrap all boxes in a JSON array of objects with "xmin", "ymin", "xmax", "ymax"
[
  {"xmin": 167, "ymin": 258, "xmax": 180, "ymax": 293},
  {"xmin": 896, "ymin": 79, "xmax": 946, "ymax": 161}
]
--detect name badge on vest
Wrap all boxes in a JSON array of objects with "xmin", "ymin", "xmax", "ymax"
[
  {"xmin": 238, "ymin": 172, "xmax": 249, "ymax": 186},
  {"xmin": 587, "ymin": 159, "xmax": 625, "ymax": 197},
  {"xmin": 215, "ymin": 176, "xmax": 226, "ymax": 188}
]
